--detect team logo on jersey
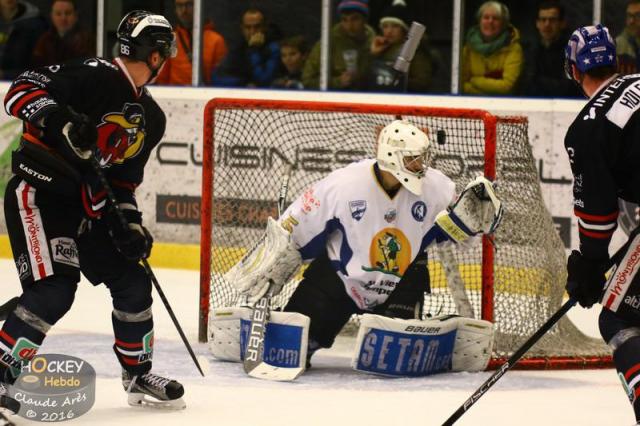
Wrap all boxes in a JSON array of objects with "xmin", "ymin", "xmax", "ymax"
[
  {"xmin": 384, "ymin": 208, "xmax": 397, "ymax": 223},
  {"xmin": 349, "ymin": 200, "xmax": 367, "ymax": 221},
  {"xmin": 95, "ymin": 103, "xmax": 146, "ymax": 167},
  {"xmin": 411, "ymin": 201, "xmax": 427, "ymax": 222},
  {"xmin": 362, "ymin": 228, "xmax": 411, "ymax": 277}
]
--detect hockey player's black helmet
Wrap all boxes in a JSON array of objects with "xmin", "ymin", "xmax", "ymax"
[{"xmin": 117, "ymin": 10, "xmax": 176, "ymax": 61}]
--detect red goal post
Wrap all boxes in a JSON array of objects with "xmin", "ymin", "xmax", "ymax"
[{"xmin": 199, "ymin": 98, "xmax": 612, "ymax": 369}]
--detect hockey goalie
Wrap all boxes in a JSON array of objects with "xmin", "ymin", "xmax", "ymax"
[{"xmin": 210, "ymin": 119, "xmax": 502, "ymax": 378}]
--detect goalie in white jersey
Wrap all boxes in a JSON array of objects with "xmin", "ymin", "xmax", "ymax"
[{"xmin": 224, "ymin": 119, "xmax": 503, "ymax": 374}]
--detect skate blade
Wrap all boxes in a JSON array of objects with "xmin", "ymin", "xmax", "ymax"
[{"xmin": 127, "ymin": 393, "xmax": 186, "ymax": 410}]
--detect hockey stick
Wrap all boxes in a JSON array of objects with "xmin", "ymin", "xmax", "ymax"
[
  {"xmin": 440, "ymin": 233, "xmax": 637, "ymax": 425},
  {"xmin": 243, "ymin": 165, "xmax": 300, "ymax": 381},
  {"xmin": 89, "ymin": 157, "xmax": 204, "ymax": 377},
  {"xmin": 438, "ymin": 245, "xmax": 474, "ymax": 318},
  {"xmin": 440, "ymin": 297, "xmax": 576, "ymax": 426},
  {"xmin": 0, "ymin": 298, "xmax": 19, "ymax": 322}
]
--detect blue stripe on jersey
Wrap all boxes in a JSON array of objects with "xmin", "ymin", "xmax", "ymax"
[{"xmin": 298, "ymin": 218, "xmax": 353, "ymax": 275}]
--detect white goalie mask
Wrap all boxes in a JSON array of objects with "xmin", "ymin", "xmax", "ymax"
[{"xmin": 376, "ymin": 120, "xmax": 431, "ymax": 195}]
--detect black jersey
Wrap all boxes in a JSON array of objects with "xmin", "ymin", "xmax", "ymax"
[
  {"xmin": 3, "ymin": 57, "xmax": 166, "ymax": 218},
  {"xmin": 564, "ymin": 73, "xmax": 640, "ymax": 260}
]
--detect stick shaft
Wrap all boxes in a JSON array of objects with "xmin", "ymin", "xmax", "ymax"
[{"xmin": 441, "ymin": 298, "xmax": 576, "ymax": 426}]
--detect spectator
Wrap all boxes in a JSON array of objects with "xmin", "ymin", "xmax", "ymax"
[
  {"xmin": 523, "ymin": 1, "xmax": 579, "ymax": 97},
  {"xmin": 302, "ymin": 0, "xmax": 374, "ymax": 90},
  {"xmin": 461, "ymin": 1, "xmax": 523, "ymax": 95},
  {"xmin": 616, "ymin": 0, "xmax": 640, "ymax": 75},
  {"xmin": 368, "ymin": 0, "xmax": 431, "ymax": 93},
  {"xmin": 211, "ymin": 8, "xmax": 281, "ymax": 87},
  {"xmin": 272, "ymin": 35, "xmax": 308, "ymax": 89},
  {"xmin": 31, "ymin": 0, "xmax": 94, "ymax": 68},
  {"xmin": 0, "ymin": 0, "xmax": 47, "ymax": 79},
  {"xmin": 156, "ymin": 0, "xmax": 226, "ymax": 86}
]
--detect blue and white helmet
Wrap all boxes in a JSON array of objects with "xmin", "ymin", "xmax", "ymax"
[{"xmin": 564, "ymin": 24, "xmax": 616, "ymax": 80}]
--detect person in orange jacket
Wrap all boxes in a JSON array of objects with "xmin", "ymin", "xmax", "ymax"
[{"xmin": 156, "ymin": 0, "xmax": 227, "ymax": 85}]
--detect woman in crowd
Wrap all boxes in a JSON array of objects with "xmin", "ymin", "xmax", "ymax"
[
  {"xmin": 461, "ymin": 1, "xmax": 523, "ymax": 95},
  {"xmin": 31, "ymin": 0, "xmax": 94, "ymax": 67}
]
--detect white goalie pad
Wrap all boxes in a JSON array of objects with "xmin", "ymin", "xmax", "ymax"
[
  {"xmin": 435, "ymin": 176, "xmax": 503, "ymax": 244},
  {"xmin": 351, "ymin": 314, "xmax": 494, "ymax": 377},
  {"xmin": 209, "ymin": 307, "xmax": 310, "ymax": 371},
  {"xmin": 223, "ymin": 217, "xmax": 302, "ymax": 303}
]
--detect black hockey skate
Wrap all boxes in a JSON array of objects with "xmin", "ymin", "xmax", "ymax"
[{"xmin": 122, "ymin": 370, "xmax": 185, "ymax": 410}]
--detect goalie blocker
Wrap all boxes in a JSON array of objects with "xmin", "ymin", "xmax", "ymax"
[{"xmin": 210, "ymin": 308, "xmax": 493, "ymax": 378}]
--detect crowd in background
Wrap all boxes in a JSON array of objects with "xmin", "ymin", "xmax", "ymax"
[{"xmin": 1, "ymin": 0, "xmax": 640, "ymax": 97}]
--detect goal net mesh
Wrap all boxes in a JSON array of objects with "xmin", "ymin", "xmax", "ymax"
[{"xmin": 201, "ymin": 100, "xmax": 611, "ymax": 366}]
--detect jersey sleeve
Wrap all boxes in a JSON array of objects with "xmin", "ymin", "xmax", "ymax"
[
  {"xmin": 3, "ymin": 68, "xmax": 65, "ymax": 126},
  {"xmin": 279, "ymin": 176, "xmax": 339, "ymax": 261},
  {"xmin": 565, "ymin": 119, "xmax": 620, "ymax": 260}
]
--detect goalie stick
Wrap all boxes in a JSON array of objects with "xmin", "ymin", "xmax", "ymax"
[
  {"xmin": 438, "ymin": 245, "xmax": 474, "ymax": 318},
  {"xmin": 243, "ymin": 165, "xmax": 301, "ymax": 381},
  {"xmin": 89, "ymin": 157, "xmax": 204, "ymax": 377},
  {"xmin": 440, "ymin": 230, "xmax": 637, "ymax": 426}
]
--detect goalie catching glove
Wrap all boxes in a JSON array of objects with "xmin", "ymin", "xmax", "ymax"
[
  {"xmin": 435, "ymin": 176, "xmax": 503, "ymax": 244},
  {"xmin": 224, "ymin": 217, "xmax": 302, "ymax": 303}
]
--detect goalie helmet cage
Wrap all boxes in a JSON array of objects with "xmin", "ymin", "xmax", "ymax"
[{"xmin": 199, "ymin": 98, "xmax": 612, "ymax": 370}]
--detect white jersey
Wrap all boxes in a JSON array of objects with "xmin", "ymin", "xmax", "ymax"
[{"xmin": 280, "ymin": 159, "xmax": 456, "ymax": 310}]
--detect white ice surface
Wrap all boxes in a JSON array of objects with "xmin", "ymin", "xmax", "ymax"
[{"xmin": 0, "ymin": 259, "xmax": 632, "ymax": 426}]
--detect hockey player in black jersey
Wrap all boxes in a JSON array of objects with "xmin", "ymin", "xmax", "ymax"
[
  {"xmin": 0, "ymin": 10, "xmax": 184, "ymax": 410},
  {"xmin": 564, "ymin": 25, "xmax": 640, "ymax": 424}
]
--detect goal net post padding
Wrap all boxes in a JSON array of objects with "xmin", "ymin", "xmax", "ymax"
[{"xmin": 199, "ymin": 98, "xmax": 612, "ymax": 369}]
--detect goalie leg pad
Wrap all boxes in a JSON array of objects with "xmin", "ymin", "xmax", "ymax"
[
  {"xmin": 209, "ymin": 308, "xmax": 310, "ymax": 370},
  {"xmin": 351, "ymin": 314, "xmax": 494, "ymax": 377},
  {"xmin": 209, "ymin": 307, "xmax": 251, "ymax": 362},
  {"xmin": 241, "ymin": 311, "xmax": 309, "ymax": 369}
]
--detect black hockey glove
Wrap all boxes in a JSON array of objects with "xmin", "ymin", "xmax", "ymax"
[
  {"xmin": 566, "ymin": 250, "xmax": 608, "ymax": 308},
  {"xmin": 110, "ymin": 222, "xmax": 153, "ymax": 262},
  {"xmin": 104, "ymin": 206, "xmax": 153, "ymax": 262},
  {"xmin": 45, "ymin": 106, "xmax": 97, "ymax": 162}
]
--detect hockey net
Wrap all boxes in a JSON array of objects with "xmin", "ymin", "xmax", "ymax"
[{"xmin": 199, "ymin": 98, "xmax": 612, "ymax": 369}]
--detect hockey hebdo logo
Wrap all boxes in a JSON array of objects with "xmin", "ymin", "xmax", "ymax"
[{"xmin": 10, "ymin": 353, "xmax": 95, "ymax": 422}]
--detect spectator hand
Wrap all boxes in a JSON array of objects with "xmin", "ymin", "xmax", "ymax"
[
  {"xmin": 248, "ymin": 32, "xmax": 265, "ymax": 47},
  {"xmin": 566, "ymin": 250, "xmax": 608, "ymax": 308},
  {"xmin": 484, "ymin": 70, "xmax": 503, "ymax": 79},
  {"xmin": 370, "ymin": 36, "xmax": 389, "ymax": 56},
  {"xmin": 339, "ymin": 71, "xmax": 355, "ymax": 88}
]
